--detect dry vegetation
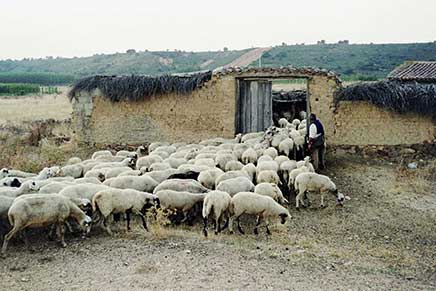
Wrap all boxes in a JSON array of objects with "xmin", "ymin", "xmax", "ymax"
[{"xmin": 0, "ymin": 88, "xmax": 71, "ymax": 125}]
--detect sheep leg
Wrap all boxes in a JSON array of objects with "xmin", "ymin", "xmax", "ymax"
[
  {"xmin": 138, "ymin": 213, "xmax": 148, "ymax": 231},
  {"xmin": 103, "ymin": 216, "xmax": 113, "ymax": 236},
  {"xmin": 126, "ymin": 210, "xmax": 132, "ymax": 231},
  {"xmin": 236, "ymin": 217, "xmax": 245, "ymax": 235},
  {"xmin": 57, "ymin": 223, "xmax": 67, "ymax": 248},
  {"xmin": 320, "ymin": 193, "xmax": 326, "ymax": 208},
  {"xmin": 1, "ymin": 225, "xmax": 21, "ymax": 256},
  {"xmin": 202, "ymin": 217, "xmax": 208, "ymax": 237},
  {"xmin": 221, "ymin": 216, "xmax": 229, "ymax": 232},
  {"xmin": 215, "ymin": 215, "xmax": 222, "ymax": 234},
  {"xmin": 254, "ymin": 216, "xmax": 262, "ymax": 235},
  {"xmin": 228, "ymin": 216, "xmax": 234, "ymax": 234},
  {"xmin": 212, "ymin": 219, "xmax": 217, "ymax": 233},
  {"xmin": 265, "ymin": 223, "xmax": 271, "ymax": 236}
]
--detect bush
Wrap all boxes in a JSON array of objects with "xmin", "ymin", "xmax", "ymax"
[{"xmin": 0, "ymin": 83, "xmax": 40, "ymax": 95}]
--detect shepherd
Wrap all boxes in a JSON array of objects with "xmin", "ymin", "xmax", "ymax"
[{"xmin": 308, "ymin": 113, "xmax": 326, "ymax": 170}]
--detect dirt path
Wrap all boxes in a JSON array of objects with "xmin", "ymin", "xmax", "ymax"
[
  {"xmin": 0, "ymin": 155, "xmax": 435, "ymax": 290},
  {"xmin": 225, "ymin": 47, "xmax": 272, "ymax": 68}
]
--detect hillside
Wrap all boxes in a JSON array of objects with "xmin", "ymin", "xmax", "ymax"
[
  {"xmin": 0, "ymin": 42, "xmax": 435, "ymax": 83},
  {"xmin": 0, "ymin": 49, "xmax": 250, "ymax": 79},
  {"xmin": 259, "ymin": 42, "xmax": 436, "ymax": 80}
]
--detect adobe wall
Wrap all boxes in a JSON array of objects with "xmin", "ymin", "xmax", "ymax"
[
  {"xmin": 307, "ymin": 76, "xmax": 342, "ymax": 141},
  {"xmin": 72, "ymin": 75, "xmax": 236, "ymax": 145},
  {"xmin": 330, "ymin": 101, "xmax": 435, "ymax": 145}
]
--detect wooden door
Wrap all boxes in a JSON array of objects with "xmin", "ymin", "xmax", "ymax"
[{"xmin": 236, "ymin": 79, "xmax": 272, "ymax": 134}]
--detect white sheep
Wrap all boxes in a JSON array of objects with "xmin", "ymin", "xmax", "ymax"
[
  {"xmin": 225, "ymin": 160, "xmax": 244, "ymax": 172},
  {"xmin": 296, "ymin": 156, "xmax": 315, "ymax": 172},
  {"xmin": 274, "ymin": 155, "xmax": 290, "ymax": 167},
  {"xmin": 142, "ymin": 168, "xmax": 178, "ymax": 183},
  {"xmin": 59, "ymin": 183, "xmax": 110, "ymax": 201},
  {"xmin": 288, "ymin": 166, "xmax": 311, "ymax": 190},
  {"xmin": 118, "ymin": 170, "xmax": 142, "ymax": 177},
  {"xmin": 110, "ymin": 175, "xmax": 158, "ymax": 193},
  {"xmin": 241, "ymin": 163, "xmax": 256, "ymax": 183},
  {"xmin": 74, "ymin": 177, "xmax": 102, "ymax": 184},
  {"xmin": 197, "ymin": 168, "xmax": 224, "ymax": 190},
  {"xmin": 216, "ymin": 176, "xmax": 255, "ymax": 197},
  {"xmin": 194, "ymin": 158, "xmax": 216, "ymax": 168},
  {"xmin": 66, "ymin": 157, "xmax": 82, "ymax": 165},
  {"xmin": 39, "ymin": 181, "xmax": 75, "ymax": 193},
  {"xmin": 202, "ymin": 190, "xmax": 231, "ymax": 237},
  {"xmin": 92, "ymin": 150, "xmax": 113, "ymax": 160},
  {"xmin": 263, "ymin": 147, "xmax": 279, "ymax": 160},
  {"xmin": 254, "ymin": 183, "xmax": 289, "ymax": 205},
  {"xmin": 256, "ymin": 160, "xmax": 279, "ymax": 175},
  {"xmin": 233, "ymin": 143, "xmax": 250, "ymax": 161},
  {"xmin": 278, "ymin": 118, "xmax": 289, "ymax": 128},
  {"xmin": 271, "ymin": 133, "xmax": 288, "ymax": 148},
  {"xmin": 2, "ymin": 169, "xmax": 35, "ymax": 178},
  {"xmin": 151, "ymin": 151, "xmax": 170, "ymax": 160},
  {"xmin": 155, "ymin": 190, "xmax": 205, "ymax": 224},
  {"xmin": 149, "ymin": 162, "xmax": 172, "ymax": 172},
  {"xmin": 116, "ymin": 145, "xmax": 146, "ymax": 157},
  {"xmin": 84, "ymin": 169, "xmax": 107, "ymax": 182},
  {"xmin": 92, "ymin": 157, "xmax": 135, "ymax": 170},
  {"xmin": 59, "ymin": 164, "xmax": 84, "ymax": 179},
  {"xmin": 163, "ymin": 157, "xmax": 188, "ymax": 169},
  {"xmin": 215, "ymin": 153, "xmax": 236, "ymax": 170},
  {"xmin": 228, "ymin": 192, "xmax": 291, "ymax": 235},
  {"xmin": 257, "ymin": 155, "xmax": 273, "ymax": 164},
  {"xmin": 241, "ymin": 132, "xmax": 264, "ymax": 143},
  {"xmin": 0, "ymin": 181, "xmax": 39, "ymax": 198},
  {"xmin": 294, "ymin": 172, "xmax": 345, "ymax": 209},
  {"xmin": 278, "ymin": 138, "xmax": 294, "ymax": 157},
  {"xmin": 215, "ymin": 171, "xmax": 249, "ymax": 188},
  {"xmin": 152, "ymin": 145, "xmax": 176, "ymax": 155},
  {"xmin": 92, "ymin": 188, "xmax": 159, "ymax": 234},
  {"xmin": 256, "ymin": 170, "xmax": 281, "ymax": 185},
  {"xmin": 241, "ymin": 148, "xmax": 257, "ymax": 165},
  {"xmin": 136, "ymin": 155, "xmax": 164, "ymax": 171},
  {"xmin": 299, "ymin": 111, "xmax": 307, "ymax": 120},
  {"xmin": 280, "ymin": 160, "xmax": 297, "ymax": 186},
  {"xmin": 292, "ymin": 119, "xmax": 301, "ymax": 127},
  {"xmin": 2, "ymin": 194, "xmax": 92, "ymax": 254},
  {"xmin": 153, "ymin": 179, "xmax": 209, "ymax": 194},
  {"xmin": 148, "ymin": 142, "xmax": 170, "ymax": 153},
  {"xmin": 104, "ymin": 166, "xmax": 133, "ymax": 179}
]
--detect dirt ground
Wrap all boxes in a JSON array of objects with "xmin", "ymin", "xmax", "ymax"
[{"xmin": 0, "ymin": 153, "xmax": 435, "ymax": 290}]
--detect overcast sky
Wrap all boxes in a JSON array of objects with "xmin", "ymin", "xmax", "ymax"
[{"xmin": 1, "ymin": 0, "xmax": 435, "ymax": 60}]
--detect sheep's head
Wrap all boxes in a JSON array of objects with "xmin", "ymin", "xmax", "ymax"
[
  {"xmin": 28, "ymin": 181, "xmax": 39, "ymax": 191},
  {"xmin": 80, "ymin": 215, "xmax": 92, "ymax": 235},
  {"xmin": 0, "ymin": 168, "xmax": 9, "ymax": 178},
  {"xmin": 142, "ymin": 195, "xmax": 160, "ymax": 212},
  {"xmin": 10, "ymin": 178, "xmax": 21, "ymax": 188},
  {"xmin": 234, "ymin": 133, "xmax": 243, "ymax": 143},
  {"xmin": 279, "ymin": 212, "xmax": 291, "ymax": 224},
  {"xmin": 333, "ymin": 189, "xmax": 345, "ymax": 206}
]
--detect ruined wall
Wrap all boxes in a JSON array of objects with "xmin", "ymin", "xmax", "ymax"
[
  {"xmin": 72, "ymin": 75, "xmax": 236, "ymax": 145},
  {"xmin": 331, "ymin": 101, "xmax": 435, "ymax": 145}
]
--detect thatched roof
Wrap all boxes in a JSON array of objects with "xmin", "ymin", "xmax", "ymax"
[
  {"xmin": 388, "ymin": 61, "xmax": 436, "ymax": 82},
  {"xmin": 68, "ymin": 71, "xmax": 212, "ymax": 102},
  {"xmin": 273, "ymin": 90, "xmax": 306, "ymax": 103},
  {"xmin": 336, "ymin": 80, "xmax": 436, "ymax": 117}
]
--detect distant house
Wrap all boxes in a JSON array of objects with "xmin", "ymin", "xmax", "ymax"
[{"xmin": 388, "ymin": 61, "xmax": 436, "ymax": 83}]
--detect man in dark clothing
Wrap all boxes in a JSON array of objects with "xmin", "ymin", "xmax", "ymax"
[{"xmin": 308, "ymin": 113, "xmax": 326, "ymax": 170}]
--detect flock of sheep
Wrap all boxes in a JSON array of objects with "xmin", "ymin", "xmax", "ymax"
[{"xmin": 0, "ymin": 114, "xmax": 346, "ymax": 256}]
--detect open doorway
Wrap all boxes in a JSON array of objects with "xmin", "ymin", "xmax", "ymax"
[{"xmin": 271, "ymin": 78, "xmax": 308, "ymax": 126}]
